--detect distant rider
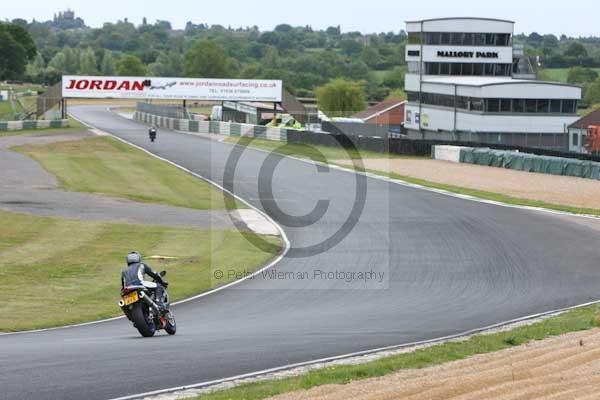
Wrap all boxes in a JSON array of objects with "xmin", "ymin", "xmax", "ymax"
[
  {"xmin": 121, "ymin": 251, "xmax": 168, "ymax": 312},
  {"xmin": 148, "ymin": 127, "xmax": 157, "ymax": 142}
]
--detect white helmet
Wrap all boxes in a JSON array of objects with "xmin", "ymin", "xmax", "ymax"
[{"xmin": 126, "ymin": 251, "xmax": 142, "ymax": 265}]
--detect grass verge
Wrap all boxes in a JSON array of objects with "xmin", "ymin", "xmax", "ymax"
[
  {"xmin": 228, "ymin": 137, "xmax": 600, "ymax": 217},
  {"xmin": 0, "ymin": 210, "xmax": 281, "ymax": 332},
  {"xmin": 194, "ymin": 304, "xmax": 600, "ymax": 400},
  {"xmin": 15, "ymin": 136, "xmax": 241, "ymax": 210},
  {"xmin": 225, "ymin": 137, "xmax": 426, "ymax": 162}
]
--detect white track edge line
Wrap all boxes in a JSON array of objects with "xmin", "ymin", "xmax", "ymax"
[
  {"xmin": 0, "ymin": 110, "xmax": 290, "ymax": 337},
  {"xmin": 110, "ymin": 298, "xmax": 600, "ymax": 400},
  {"xmin": 103, "ymin": 111, "xmax": 600, "ymax": 400}
]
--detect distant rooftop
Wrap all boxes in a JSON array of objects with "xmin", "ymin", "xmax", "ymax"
[
  {"xmin": 405, "ymin": 17, "xmax": 515, "ymax": 24},
  {"xmin": 421, "ymin": 76, "xmax": 579, "ymax": 88},
  {"xmin": 570, "ymin": 108, "xmax": 600, "ymax": 129}
]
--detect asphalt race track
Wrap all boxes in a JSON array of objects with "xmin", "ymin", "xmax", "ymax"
[{"xmin": 3, "ymin": 105, "xmax": 600, "ymax": 400}]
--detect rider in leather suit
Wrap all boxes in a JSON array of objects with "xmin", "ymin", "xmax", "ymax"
[{"xmin": 121, "ymin": 251, "xmax": 168, "ymax": 311}]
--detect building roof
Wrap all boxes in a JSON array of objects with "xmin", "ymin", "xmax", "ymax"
[
  {"xmin": 569, "ymin": 108, "xmax": 600, "ymax": 129},
  {"xmin": 421, "ymin": 76, "xmax": 581, "ymax": 89},
  {"xmin": 353, "ymin": 98, "xmax": 406, "ymax": 121},
  {"xmin": 405, "ymin": 17, "xmax": 515, "ymax": 24}
]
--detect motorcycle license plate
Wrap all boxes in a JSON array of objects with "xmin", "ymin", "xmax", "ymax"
[{"xmin": 123, "ymin": 292, "xmax": 139, "ymax": 306}]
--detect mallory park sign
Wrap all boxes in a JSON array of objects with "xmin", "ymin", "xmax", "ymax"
[
  {"xmin": 437, "ymin": 50, "xmax": 499, "ymax": 59},
  {"xmin": 62, "ymin": 75, "xmax": 283, "ymax": 102}
]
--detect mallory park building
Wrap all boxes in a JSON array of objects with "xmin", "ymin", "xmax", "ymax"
[{"xmin": 404, "ymin": 18, "xmax": 581, "ymax": 149}]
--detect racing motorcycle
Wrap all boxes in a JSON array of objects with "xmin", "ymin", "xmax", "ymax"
[
  {"xmin": 118, "ymin": 270, "xmax": 176, "ymax": 337},
  {"xmin": 148, "ymin": 127, "xmax": 157, "ymax": 142}
]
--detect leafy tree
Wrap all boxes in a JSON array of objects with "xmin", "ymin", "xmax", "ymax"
[
  {"xmin": 116, "ymin": 54, "xmax": 146, "ymax": 76},
  {"xmin": 183, "ymin": 39, "xmax": 230, "ymax": 78},
  {"xmin": 584, "ymin": 78, "xmax": 600, "ymax": 105},
  {"xmin": 62, "ymin": 47, "xmax": 80, "ymax": 74},
  {"xmin": 565, "ymin": 42, "xmax": 588, "ymax": 58},
  {"xmin": 315, "ymin": 79, "xmax": 366, "ymax": 117},
  {"xmin": 148, "ymin": 52, "xmax": 182, "ymax": 77},
  {"xmin": 48, "ymin": 51, "xmax": 67, "ymax": 73},
  {"xmin": 0, "ymin": 29, "xmax": 27, "ymax": 80},
  {"xmin": 101, "ymin": 51, "xmax": 116, "ymax": 75},
  {"xmin": 25, "ymin": 53, "xmax": 45, "ymax": 81},
  {"xmin": 340, "ymin": 39, "xmax": 363, "ymax": 56},
  {"xmin": 382, "ymin": 66, "xmax": 405, "ymax": 89},
  {"xmin": 79, "ymin": 48, "xmax": 98, "ymax": 75},
  {"xmin": 0, "ymin": 23, "xmax": 36, "ymax": 60},
  {"xmin": 567, "ymin": 67, "xmax": 598, "ymax": 84}
]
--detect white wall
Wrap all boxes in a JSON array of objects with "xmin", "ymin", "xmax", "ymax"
[
  {"xmin": 406, "ymin": 18, "xmax": 513, "ymax": 33},
  {"xmin": 421, "ymin": 46, "xmax": 513, "ymax": 64},
  {"xmin": 405, "ymin": 104, "xmax": 579, "ymax": 134}
]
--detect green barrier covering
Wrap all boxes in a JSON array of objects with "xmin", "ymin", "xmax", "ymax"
[
  {"xmin": 189, "ymin": 120, "xmax": 199, "ymax": 132},
  {"xmin": 22, "ymin": 120, "xmax": 36, "ymax": 129},
  {"xmin": 254, "ymin": 125, "xmax": 267, "ymax": 138},
  {"xmin": 230, "ymin": 123, "xmax": 241, "ymax": 136},
  {"xmin": 457, "ymin": 146, "xmax": 600, "ymax": 180},
  {"xmin": 209, "ymin": 121, "xmax": 220, "ymax": 134}
]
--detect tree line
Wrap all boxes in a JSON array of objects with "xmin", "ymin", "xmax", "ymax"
[{"xmin": 3, "ymin": 14, "xmax": 600, "ymax": 111}]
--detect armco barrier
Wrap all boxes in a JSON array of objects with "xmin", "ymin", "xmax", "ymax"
[
  {"xmin": 134, "ymin": 111, "xmax": 287, "ymax": 142},
  {"xmin": 433, "ymin": 145, "xmax": 600, "ymax": 180},
  {"xmin": 0, "ymin": 119, "xmax": 69, "ymax": 131}
]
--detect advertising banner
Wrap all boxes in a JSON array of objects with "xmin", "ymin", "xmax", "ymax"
[{"xmin": 62, "ymin": 76, "xmax": 283, "ymax": 102}]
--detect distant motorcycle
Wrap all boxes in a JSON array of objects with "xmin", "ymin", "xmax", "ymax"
[
  {"xmin": 149, "ymin": 127, "xmax": 157, "ymax": 142},
  {"xmin": 119, "ymin": 270, "xmax": 176, "ymax": 337}
]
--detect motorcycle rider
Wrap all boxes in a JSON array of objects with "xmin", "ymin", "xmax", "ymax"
[
  {"xmin": 121, "ymin": 251, "xmax": 168, "ymax": 312},
  {"xmin": 148, "ymin": 126, "xmax": 157, "ymax": 142}
]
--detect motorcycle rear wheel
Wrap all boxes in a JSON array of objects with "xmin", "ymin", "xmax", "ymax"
[{"xmin": 131, "ymin": 303, "xmax": 156, "ymax": 337}]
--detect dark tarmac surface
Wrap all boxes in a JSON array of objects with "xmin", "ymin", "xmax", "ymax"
[{"xmin": 2, "ymin": 106, "xmax": 600, "ymax": 400}]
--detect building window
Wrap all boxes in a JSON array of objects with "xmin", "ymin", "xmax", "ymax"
[
  {"xmin": 573, "ymin": 133, "xmax": 579, "ymax": 146},
  {"xmin": 550, "ymin": 99, "xmax": 562, "ymax": 113},
  {"xmin": 441, "ymin": 32, "xmax": 451, "ymax": 45},
  {"xmin": 440, "ymin": 63, "xmax": 450, "ymax": 75},
  {"xmin": 462, "ymin": 33, "xmax": 474, "ymax": 46},
  {"xmin": 473, "ymin": 63, "xmax": 484, "ymax": 76},
  {"xmin": 426, "ymin": 63, "xmax": 439, "ymax": 75},
  {"xmin": 486, "ymin": 99, "xmax": 500, "ymax": 112},
  {"xmin": 513, "ymin": 99, "xmax": 526, "ymax": 113},
  {"xmin": 451, "ymin": 32, "xmax": 463, "ymax": 45},
  {"xmin": 405, "ymin": 92, "xmax": 577, "ymax": 115},
  {"xmin": 536, "ymin": 99, "xmax": 549, "ymax": 113},
  {"xmin": 474, "ymin": 33, "xmax": 486, "ymax": 46},
  {"xmin": 496, "ymin": 34, "xmax": 510, "ymax": 46},
  {"xmin": 426, "ymin": 32, "xmax": 441, "ymax": 45},
  {"xmin": 562, "ymin": 100, "xmax": 577, "ymax": 114},
  {"xmin": 485, "ymin": 33, "xmax": 496, "ymax": 45},
  {"xmin": 451, "ymin": 63, "xmax": 462, "ymax": 75}
]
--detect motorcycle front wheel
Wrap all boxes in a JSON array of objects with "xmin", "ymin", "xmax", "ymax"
[{"xmin": 164, "ymin": 311, "xmax": 176, "ymax": 335}]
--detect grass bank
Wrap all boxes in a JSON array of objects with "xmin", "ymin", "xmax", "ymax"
[
  {"xmin": 225, "ymin": 136, "xmax": 425, "ymax": 162},
  {"xmin": 16, "ymin": 136, "xmax": 241, "ymax": 210},
  {"xmin": 0, "ymin": 210, "xmax": 281, "ymax": 332},
  {"xmin": 194, "ymin": 304, "xmax": 600, "ymax": 400},
  {"xmin": 228, "ymin": 137, "xmax": 600, "ymax": 217}
]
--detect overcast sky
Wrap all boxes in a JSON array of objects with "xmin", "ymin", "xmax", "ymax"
[{"xmin": 3, "ymin": 0, "xmax": 599, "ymax": 37}]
